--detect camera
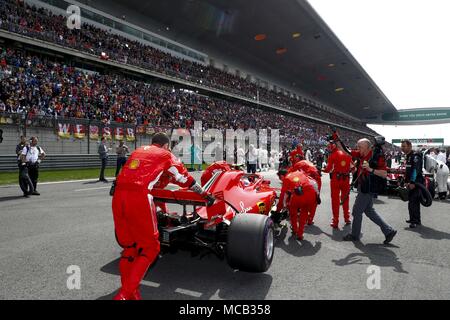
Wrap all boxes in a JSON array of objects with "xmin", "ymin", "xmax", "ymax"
[
  {"xmin": 326, "ymin": 126, "xmax": 339, "ymax": 142},
  {"xmin": 374, "ymin": 136, "xmax": 385, "ymax": 147}
]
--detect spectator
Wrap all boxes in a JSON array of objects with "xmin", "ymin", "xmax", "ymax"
[
  {"xmin": 16, "ymin": 135, "xmax": 33, "ymax": 197},
  {"xmin": 20, "ymin": 136, "xmax": 45, "ymax": 196},
  {"xmin": 115, "ymin": 140, "xmax": 129, "ymax": 177},
  {"xmin": 247, "ymin": 144, "xmax": 257, "ymax": 173},
  {"xmin": 98, "ymin": 137, "xmax": 110, "ymax": 183}
]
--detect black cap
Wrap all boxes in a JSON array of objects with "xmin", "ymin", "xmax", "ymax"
[{"xmin": 152, "ymin": 132, "xmax": 170, "ymax": 146}]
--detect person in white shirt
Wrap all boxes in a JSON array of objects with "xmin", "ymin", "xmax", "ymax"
[
  {"xmin": 237, "ymin": 146, "xmax": 245, "ymax": 167},
  {"xmin": 247, "ymin": 144, "xmax": 258, "ymax": 173},
  {"xmin": 260, "ymin": 148, "xmax": 269, "ymax": 171},
  {"xmin": 305, "ymin": 148, "xmax": 313, "ymax": 162},
  {"xmin": 20, "ymin": 136, "xmax": 46, "ymax": 196},
  {"xmin": 437, "ymin": 149, "xmax": 447, "ymax": 163},
  {"xmin": 215, "ymin": 142, "xmax": 223, "ymax": 162}
]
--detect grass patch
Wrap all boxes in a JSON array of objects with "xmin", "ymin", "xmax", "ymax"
[
  {"xmin": 0, "ymin": 163, "xmax": 208, "ymax": 186},
  {"xmin": 0, "ymin": 167, "xmax": 116, "ymax": 185}
]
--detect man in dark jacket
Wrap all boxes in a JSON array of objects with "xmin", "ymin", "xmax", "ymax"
[{"xmin": 401, "ymin": 140, "xmax": 424, "ymax": 228}]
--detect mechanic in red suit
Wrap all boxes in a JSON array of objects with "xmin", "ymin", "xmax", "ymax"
[
  {"xmin": 289, "ymin": 144, "xmax": 305, "ymax": 166},
  {"xmin": 291, "ymin": 160, "xmax": 322, "ymax": 192},
  {"xmin": 112, "ymin": 133, "xmax": 212, "ymax": 300},
  {"xmin": 276, "ymin": 169, "xmax": 320, "ymax": 240},
  {"xmin": 323, "ymin": 141, "xmax": 353, "ymax": 228}
]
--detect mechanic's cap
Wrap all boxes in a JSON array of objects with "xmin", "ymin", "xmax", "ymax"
[{"xmin": 152, "ymin": 132, "xmax": 170, "ymax": 147}]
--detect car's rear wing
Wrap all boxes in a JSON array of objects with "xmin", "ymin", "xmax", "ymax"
[{"xmin": 151, "ymin": 189, "xmax": 207, "ymax": 207}]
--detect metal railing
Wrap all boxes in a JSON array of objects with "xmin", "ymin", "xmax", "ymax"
[{"xmin": 0, "ymin": 154, "xmax": 118, "ymax": 171}]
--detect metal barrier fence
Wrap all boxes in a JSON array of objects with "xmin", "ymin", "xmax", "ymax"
[{"xmin": 0, "ymin": 154, "xmax": 118, "ymax": 171}]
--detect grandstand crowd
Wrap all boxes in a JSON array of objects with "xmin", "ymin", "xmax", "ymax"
[
  {"xmin": 2, "ymin": 45, "xmax": 378, "ymax": 148},
  {"xmin": 0, "ymin": 0, "xmax": 376, "ymax": 134},
  {"xmin": 0, "ymin": 0, "xmax": 399, "ymax": 158}
]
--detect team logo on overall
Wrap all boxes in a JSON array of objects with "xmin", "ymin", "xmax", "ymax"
[
  {"xmin": 341, "ymin": 160, "xmax": 347, "ymax": 167},
  {"xmin": 129, "ymin": 159, "xmax": 140, "ymax": 169},
  {"xmin": 257, "ymin": 202, "xmax": 266, "ymax": 214},
  {"xmin": 293, "ymin": 177, "xmax": 300, "ymax": 182}
]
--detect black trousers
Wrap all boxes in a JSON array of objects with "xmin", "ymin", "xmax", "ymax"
[
  {"xmin": 18, "ymin": 163, "xmax": 34, "ymax": 195},
  {"xmin": 408, "ymin": 187, "xmax": 421, "ymax": 224},
  {"xmin": 115, "ymin": 157, "xmax": 127, "ymax": 177},
  {"xmin": 247, "ymin": 163, "xmax": 256, "ymax": 174},
  {"xmin": 99, "ymin": 158, "xmax": 107, "ymax": 180},
  {"xmin": 28, "ymin": 163, "xmax": 39, "ymax": 191}
]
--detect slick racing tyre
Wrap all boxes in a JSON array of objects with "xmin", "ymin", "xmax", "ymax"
[{"xmin": 226, "ymin": 213, "xmax": 274, "ymax": 273}]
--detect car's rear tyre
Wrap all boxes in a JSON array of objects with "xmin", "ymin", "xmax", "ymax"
[{"xmin": 226, "ymin": 213, "xmax": 274, "ymax": 273}]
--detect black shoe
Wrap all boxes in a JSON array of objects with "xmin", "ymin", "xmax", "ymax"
[
  {"xmin": 343, "ymin": 234, "xmax": 359, "ymax": 241},
  {"xmin": 102, "ymin": 179, "xmax": 108, "ymax": 183},
  {"xmin": 31, "ymin": 191, "xmax": 40, "ymax": 196},
  {"xmin": 23, "ymin": 193, "xmax": 30, "ymax": 198},
  {"xmin": 109, "ymin": 181, "xmax": 116, "ymax": 196},
  {"xmin": 384, "ymin": 230, "xmax": 397, "ymax": 244},
  {"xmin": 409, "ymin": 223, "xmax": 417, "ymax": 229}
]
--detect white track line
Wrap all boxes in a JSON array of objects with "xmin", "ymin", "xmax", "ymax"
[
  {"xmin": 175, "ymin": 288, "xmax": 203, "ymax": 298},
  {"xmin": 0, "ymin": 178, "xmax": 115, "ymax": 188},
  {"xmin": 74, "ymin": 186, "xmax": 111, "ymax": 192},
  {"xmin": 141, "ymin": 280, "xmax": 161, "ymax": 288}
]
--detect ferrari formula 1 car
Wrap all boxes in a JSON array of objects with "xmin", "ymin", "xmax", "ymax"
[
  {"xmin": 150, "ymin": 163, "xmax": 278, "ymax": 273},
  {"xmin": 387, "ymin": 165, "xmax": 436, "ymax": 198}
]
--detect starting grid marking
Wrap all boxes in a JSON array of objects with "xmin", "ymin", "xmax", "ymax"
[
  {"xmin": 139, "ymin": 281, "xmax": 204, "ymax": 298},
  {"xmin": 174, "ymin": 288, "xmax": 203, "ymax": 298},
  {"xmin": 74, "ymin": 187, "xmax": 111, "ymax": 192}
]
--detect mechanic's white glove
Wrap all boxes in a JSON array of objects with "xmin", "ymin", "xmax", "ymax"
[
  {"xmin": 189, "ymin": 182, "xmax": 204, "ymax": 195},
  {"xmin": 190, "ymin": 182, "xmax": 215, "ymax": 206}
]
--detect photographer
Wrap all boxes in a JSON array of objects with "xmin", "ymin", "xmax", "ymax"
[
  {"xmin": 400, "ymin": 140, "xmax": 424, "ymax": 228},
  {"xmin": 335, "ymin": 136, "xmax": 397, "ymax": 244},
  {"xmin": 115, "ymin": 140, "xmax": 130, "ymax": 177},
  {"xmin": 16, "ymin": 136, "xmax": 33, "ymax": 197},
  {"xmin": 20, "ymin": 137, "xmax": 46, "ymax": 196}
]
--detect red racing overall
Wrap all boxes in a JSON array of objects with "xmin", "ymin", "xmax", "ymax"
[
  {"xmin": 112, "ymin": 145, "xmax": 196, "ymax": 300},
  {"xmin": 153, "ymin": 155, "xmax": 192, "ymax": 213},
  {"xmin": 289, "ymin": 145, "xmax": 305, "ymax": 166},
  {"xmin": 291, "ymin": 160, "xmax": 322, "ymax": 191},
  {"xmin": 277, "ymin": 171, "xmax": 319, "ymax": 240},
  {"xmin": 323, "ymin": 147, "xmax": 352, "ymax": 227}
]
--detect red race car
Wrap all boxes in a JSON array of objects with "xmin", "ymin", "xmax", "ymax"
[
  {"xmin": 387, "ymin": 165, "xmax": 436, "ymax": 198},
  {"xmin": 150, "ymin": 163, "xmax": 278, "ymax": 273}
]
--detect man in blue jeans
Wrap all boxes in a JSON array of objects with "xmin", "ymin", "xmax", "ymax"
[{"xmin": 336, "ymin": 138, "xmax": 397, "ymax": 244}]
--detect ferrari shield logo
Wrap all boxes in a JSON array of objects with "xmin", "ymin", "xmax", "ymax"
[
  {"xmin": 257, "ymin": 202, "xmax": 266, "ymax": 214},
  {"xmin": 129, "ymin": 159, "xmax": 140, "ymax": 170},
  {"xmin": 293, "ymin": 177, "xmax": 300, "ymax": 182},
  {"xmin": 341, "ymin": 160, "xmax": 347, "ymax": 167}
]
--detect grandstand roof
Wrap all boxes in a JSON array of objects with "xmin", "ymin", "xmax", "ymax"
[{"xmin": 85, "ymin": 0, "xmax": 398, "ymax": 120}]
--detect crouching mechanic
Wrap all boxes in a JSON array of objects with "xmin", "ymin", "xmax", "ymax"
[
  {"xmin": 289, "ymin": 144, "xmax": 305, "ymax": 166},
  {"xmin": 276, "ymin": 168, "xmax": 320, "ymax": 240},
  {"xmin": 112, "ymin": 133, "xmax": 214, "ymax": 300}
]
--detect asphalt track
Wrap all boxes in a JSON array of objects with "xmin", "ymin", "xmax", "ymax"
[{"xmin": 1, "ymin": 171, "xmax": 450, "ymax": 300}]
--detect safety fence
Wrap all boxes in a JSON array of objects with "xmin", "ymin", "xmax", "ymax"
[{"xmin": 0, "ymin": 154, "xmax": 118, "ymax": 171}]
